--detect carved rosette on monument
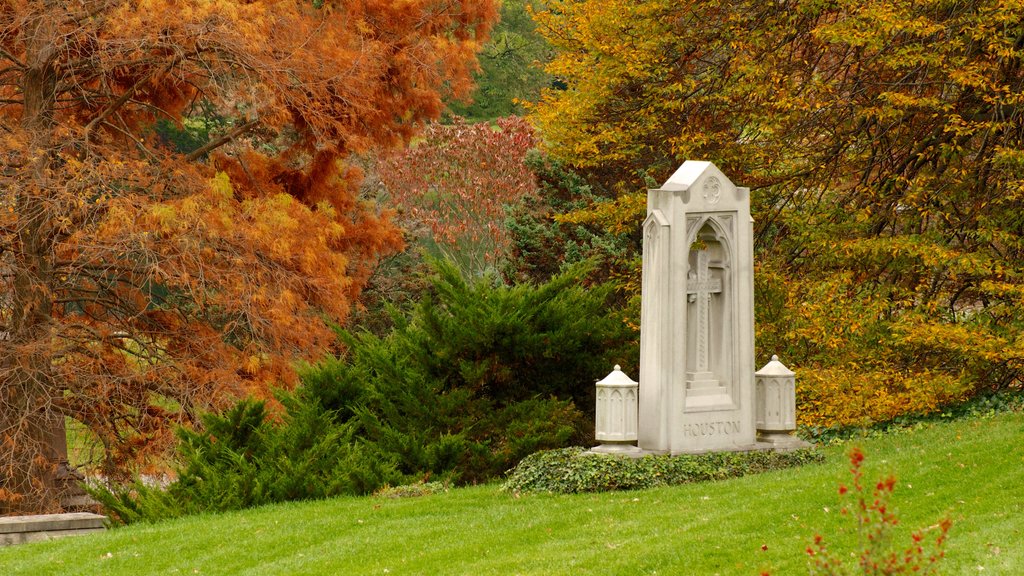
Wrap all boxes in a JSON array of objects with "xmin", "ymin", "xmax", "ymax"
[{"xmin": 638, "ymin": 161, "xmax": 757, "ymax": 454}]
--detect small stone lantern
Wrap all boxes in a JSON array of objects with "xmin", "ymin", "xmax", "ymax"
[
  {"xmin": 755, "ymin": 355, "xmax": 810, "ymax": 450},
  {"xmin": 592, "ymin": 365, "xmax": 641, "ymax": 454}
]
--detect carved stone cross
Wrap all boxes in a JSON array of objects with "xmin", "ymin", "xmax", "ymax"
[{"xmin": 686, "ymin": 249, "xmax": 721, "ymax": 375}]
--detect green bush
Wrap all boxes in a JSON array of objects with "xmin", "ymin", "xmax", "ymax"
[
  {"xmin": 502, "ymin": 151, "xmax": 634, "ymax": 288},
  {"xmin": 502, "ymin": 447, "xmax": 825, "ymax": 494},
  {"xmin": 94, "ymin": 258, "xmax": 633, "ymax": 522},
  {"xmin": 90, "ymin": 392, "xmax": 402, "ymax": 524},
  {"xmin": 405, "ymin": 257, "xmax": 636, "ymax": 409},
  {"xmin": 312, "ymin": 258, "xmax": 632, "ymax": 483}
]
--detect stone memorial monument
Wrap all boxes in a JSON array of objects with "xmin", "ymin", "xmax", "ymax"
[
  {"xmin": 591, "ymin": 160, "xmax": 806, "ymax": 455},
  {"xmin": 637, "ymin": 161, "xmax": 758, "ymax": 454},
  {"xmin": 754, "ymin": 354, "xmax": 806, "ymax": 449},
  {"xmin": 592, "ymin": 365, "xmax": 641, "ymax": 454}
]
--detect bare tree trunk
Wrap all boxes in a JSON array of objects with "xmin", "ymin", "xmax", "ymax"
[{"xmin": 0, "ymin": 3, "xmax": 69, "ymax": 515}]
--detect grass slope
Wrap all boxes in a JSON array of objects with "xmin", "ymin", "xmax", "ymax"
[{"xmin": 2, "ymin": 412, "xmax": 1022, "ymax": 575}]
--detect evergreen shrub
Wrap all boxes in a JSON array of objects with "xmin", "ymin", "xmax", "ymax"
[
  {"xmin": 502, "ymin": 447, "xmax": 824, "ymax": 494},
  {"xmin": 93, "ymin": 258, "xmax": 634, "ymax": 522},
  {"xmin": 502, "ymin": 151, "xmax": 636, "ymax": 287},
  {"xmin": 90, "ymin": 392, "xmax": 402, "ymax": 524},
  {"xmin": 317, "ymin": 258, "xmax": 634, "ymax": 483}
]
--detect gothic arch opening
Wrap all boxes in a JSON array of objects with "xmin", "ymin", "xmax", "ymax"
[{"xmin": 683, "ymin": 217, "xmax": 736, "ymax": 411}]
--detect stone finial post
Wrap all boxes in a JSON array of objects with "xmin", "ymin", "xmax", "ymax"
[
  {"xmin": 755, "ymin": 355, "xmax": 811, "ymax": 450},
  {"xmin": 592, "ymin": 365, "xmax": 641, "ymax": 454}
]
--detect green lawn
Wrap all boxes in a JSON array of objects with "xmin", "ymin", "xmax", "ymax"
[{"xmin": 3, "ymin": 412, "xmax": 1022, "ymax": 575}]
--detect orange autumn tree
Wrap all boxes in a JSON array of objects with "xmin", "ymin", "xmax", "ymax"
[{"xmin": 0, "ymin": 0, "xmax": 497, "ymax": 513}]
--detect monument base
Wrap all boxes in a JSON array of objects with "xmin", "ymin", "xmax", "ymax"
[
  {"xmin": 668, "ymin": 438, "xmax": 815, "ymax": 455},
  {"xmin": 669, "ymin": 443, "xmax": 765, "ymax": 455},
  {"xmin": 756, "ymin": 431, "xmax": 812, "ymax": 451},
  {"xmin": 590, "ymin": 442, "xmax": 644, "ymax": 458},
  {"xmin": 592, "ymin": 439, "xmax": 814, "ymax": 458}
]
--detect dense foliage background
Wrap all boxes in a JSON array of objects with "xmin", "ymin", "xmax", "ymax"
[
  {"xmin": 39, "ymin": 0, "xmax": 1024, "ymax": 519},
  {"xmin": 528, "ymin": 0, "xmax": 1024, "ymax": 429},
  {"xmin": 0, "ymin": 0, "xmax": 499, "ymax": 513}
]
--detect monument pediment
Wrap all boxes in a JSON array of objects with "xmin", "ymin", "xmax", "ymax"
[
  {"xmin": 657, "ymin": 160, "xmax": 748, "ymax": 211},
  {"xmin": 643, "ymin": 208, "xmax": 670, "ymax": 229}
]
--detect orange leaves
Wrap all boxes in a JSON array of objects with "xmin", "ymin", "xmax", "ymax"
[
  {"xmin": 0, "ymin": 0, "xmax": 495, "ymax": 508},
  {"xmin": 377, "ymin": 116, "xmax": 537, "ymax": 274},
  {"xmin": 129, "ymin": 170, "xmax": 370, "ymax": 352}
]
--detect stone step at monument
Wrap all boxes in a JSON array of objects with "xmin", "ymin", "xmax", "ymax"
[{"xmin": 0, "ymin": 512, "xmax": 107, "ymax": 546}]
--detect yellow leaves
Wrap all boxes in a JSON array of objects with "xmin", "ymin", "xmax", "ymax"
[
  {"xmin": 796, "ymin": 366, "xmax": 968, "ymax": 429},
  {"xmin": 894, "ymin": 316, "xmax": 1021, "ymax": 366},
  {"xmin": 556, "ymin": 192, "xmax": 645, "ymax": 235},
  {"xmin": 947, "ymin": 65, "xmax": 992, "ymax": 92},
  {"xmin": 248, "ymin": 194, "xmax": 298, "ymax": 232},
  {"xmin": 1, "ymin": 133, "xmax": 26, "ymax": 154},
  {"xmin": 149, "ymin": 204, "xmax": 178, "ymax": 233},
  {"xmin": 530, "ymin": 0, "xmax": 691, "ymax": 168},
  {"xmin": 876, "ymin": 91, "xmax": 941, "ymax": 112},
  {"xmin": 54, "ymin": 215, "xmax": 73, "ymax": 235},
  {"xmin": 533, "ymin": 0, "xmax": 1024, "ymax": 439},
  {"xmin": 243, "ymin": 355, "xmax": 262, "ymax": 376},
  {"xmin": 209, "ymin": 172, "xmax": 234, "ymax": 202},
  {"xmin": 813, "ymin": 0, "xmax": 940, "ymax": 49}
]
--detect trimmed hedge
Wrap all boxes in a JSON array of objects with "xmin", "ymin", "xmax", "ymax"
[{"xmin": 502, "ymin": 447, "xmax": 824, "ymax": 494}]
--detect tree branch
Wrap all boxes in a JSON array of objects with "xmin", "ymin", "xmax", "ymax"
[
  {"xmin": 0, "ymin": 47, "xmax": 26, "ymax": 70},
  {"xmin": 84, "ymin": 57, "xmax": 181, "ymax": 140},
  {"xmin": 184, "ymin": 118, "xmax": 260, "ymax": 162}
]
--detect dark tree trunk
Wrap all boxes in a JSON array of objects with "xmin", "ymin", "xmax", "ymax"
[{"xmin": 0, "ymin": 3, "xmax": 70, "ymax": 515}]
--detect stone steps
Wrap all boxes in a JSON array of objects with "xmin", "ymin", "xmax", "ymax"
[{"xmin": 0, "ymin": 512, "xmax": 107, "ymax": 546}]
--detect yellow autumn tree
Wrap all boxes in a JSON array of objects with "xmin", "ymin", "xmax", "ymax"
[
  {"xmin": 530, "ymin": 0, "xmax": 1024, "ymax": 427},
  {"xmin": 0, "ymin": 0, "xmax": 497, "ymax": 513}
]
